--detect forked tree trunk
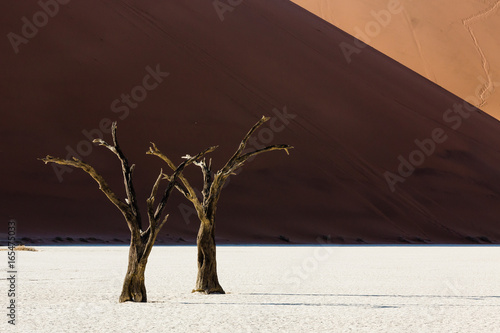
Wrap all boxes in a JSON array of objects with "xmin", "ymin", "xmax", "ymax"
[
  {"xmin": 41, "ymin": 122, "xmax": 215, "ymax": 302},
  {"xmin": 194, "ymin": 219, "xmax": 225, "ymax": 294},
  {"xmin": 151, "ymin": 116, "xmax": 292, "ymax": 295},
  {"xmin": 120, "ymin": 239, "xmax": 148, "ymax": 302}
]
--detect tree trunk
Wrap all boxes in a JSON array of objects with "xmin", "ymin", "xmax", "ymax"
[
  {"xmin": 119, "ymin": 240, "xmax": 147, "ymax": 302},
  {"xmin": 194, "ymin": 220, "xmax": 225, "ymax": 294}
]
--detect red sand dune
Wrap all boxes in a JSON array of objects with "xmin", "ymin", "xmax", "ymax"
[
  {"xmin": 1, "ymin": 0, "xmax": 500, "ymax": 244},
  {"xmin": 291, "ymin": 0, "xmax": 500, "ymax": 119}
]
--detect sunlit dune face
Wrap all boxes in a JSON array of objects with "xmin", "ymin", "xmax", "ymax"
[{"xmin": 291, "ymin": 0, "xmax": 500, "ymax": 120}]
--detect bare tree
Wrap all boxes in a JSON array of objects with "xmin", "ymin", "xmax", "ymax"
[
  {"xmin": 41, "ymin": 122, "xmax": 215, "ymax": 302},
  {"xmin": 149, "ymin": 116, "xmax": 293, "ymax": 294}
]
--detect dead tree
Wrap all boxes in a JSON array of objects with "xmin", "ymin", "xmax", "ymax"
[
  {"xmin": 41, "ymin": 122, "xmax": 215, "ymax": 302},
  {"xmin": 149, "ymin": 116, "xmax": 293, "ymax": 294}
]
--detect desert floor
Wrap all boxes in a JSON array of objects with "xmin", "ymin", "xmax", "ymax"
[{"xmin": 2, "ymin": 246, "xmax": 500, "ymax": 332}]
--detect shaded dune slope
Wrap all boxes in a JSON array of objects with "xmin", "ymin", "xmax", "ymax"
[{"xmin": 1, "ymin": 0, "xmax": 500, "ymax": 243}]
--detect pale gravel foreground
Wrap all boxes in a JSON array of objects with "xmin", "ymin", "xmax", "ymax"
[{"xmin": 2, "ymin": 246, "xmax": 500, "ymax": 332}]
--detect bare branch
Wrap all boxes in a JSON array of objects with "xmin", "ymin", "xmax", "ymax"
[
  {"xmin": 232, "ymin": 144, "xmax": 294, "ymax": 172},
  {"xmin": 174, "ymin": 182, "xmax": 190, "ymax": 199},
  {"xmin": 146, "ymin": 169, "xmax": 164, "ymax": 225},
  {"xmin": 158, "ymin": 214, "xmax": 169, "ymax": 231},
  {"xmin": 41, "ymin": 123, "xmax": 145, "ymax": 236},
  {"xmin": 147, "ymin": 143, "xmax": 217, "ymax": 207},
  {"xmin": 147, "ymin": 143, "xmax": 177, "ymax": 169},
  {"xmin": 141, "ymin": 226, "xmax": 150, "ymax": 239},
  {"xmin": 147, "ymin": 143, "xmax": 196, "ymax": 202},
  {"xmin": 194, "ymin": 158, "xmax": 212, "ymax": 203},
  {"xmin": 94, "ymin": 122, "xmax": 141, "ymax": 228},
  {"xmin": 221, "ymin": 115, "xmax": 269, "ymax": 174},
  {"xmin": 40, "ymin": 155, "xmax": 133, "ymax": 230},
  {"xmin": 147, "ymin": 145, "xmax": 218, "ymax": 227},
  {"xmin": 204, "ymin": 119, "xmax": 293, "ymax": 214}
]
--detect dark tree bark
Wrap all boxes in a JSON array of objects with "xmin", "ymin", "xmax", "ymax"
[
  {"xmin": 194, "ymin": 220, "xmax": 223, "ymax": 293},
  {"xmin": 41, "ymin": 122, "xmax": 214, "ymax": 302},
  {"xmin": 150, "ymin": 116, "xmax": 293, "ymax": 294},
  {"xmin": 120, "ymin": 239, "xmax": 147, "ymax": 302}
]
